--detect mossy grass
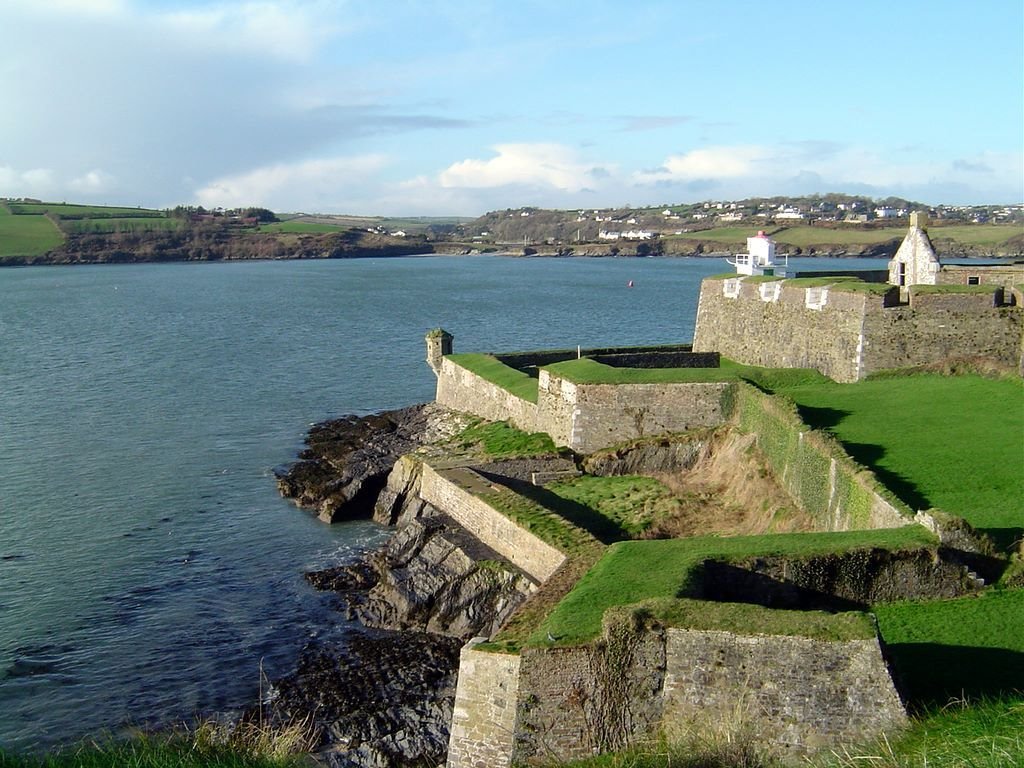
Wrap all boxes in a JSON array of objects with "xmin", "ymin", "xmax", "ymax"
[
  {"xmin": 874, "ymin": 588, "xmax": 1024, "ymax": 709},
  {"xmin": 530, "ymin": 525, "xmax": 935, "ymax": 646},
  {"xmin": 453, "ymin": 420, "xmax": 556, "ymax": 459},
  {"xmin": 445, "ymin": 353, "xmax": 539, "ymax": 403},
  {"xmin": 827, "ymin": 281, "xmax": 895, "ymax": 295},
  {"xmin": 545, "ymin": 475, "xmax": 681, "ymax": 538},
  {"xmin": 544, "ymin": 356, "xmax": 829, "ymax": 389},
  {"xmin": 474, "ymin": 482, "xmax": 599, "ymax": 557},
  {"xmin": 740, "ymin": 274, "xmax": 785, "ymax": 283},
  {"xmin": 781, "ymin": 275, "xmax": 860, "ymax": 287},
  {"xmin": 610, "ymin": 597, "xmax": 877, "ymax": 642}
]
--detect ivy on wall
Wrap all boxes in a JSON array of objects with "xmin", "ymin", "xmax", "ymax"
[{"xmin": 734, "ymin": 384, "xmax": 912, "ymax": 530}]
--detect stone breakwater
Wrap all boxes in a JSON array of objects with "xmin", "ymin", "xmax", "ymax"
[{"xmin": 271, "ymin": 404, "xmax": 556, "ymax": 767}]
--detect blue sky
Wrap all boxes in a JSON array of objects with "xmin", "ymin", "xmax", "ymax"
[{"xmin": 2, "ymin": 0, "xmax": 1022, "ymax": 215}]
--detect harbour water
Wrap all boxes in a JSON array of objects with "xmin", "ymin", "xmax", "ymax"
[{"xmin": 0, "ymin": 254, "xmax": 887, "ymax": 752}]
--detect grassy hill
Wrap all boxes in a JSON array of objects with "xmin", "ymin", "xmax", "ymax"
[{"xmin": 0, "ymin": 203, "xmax": 65, "ymax": 257}]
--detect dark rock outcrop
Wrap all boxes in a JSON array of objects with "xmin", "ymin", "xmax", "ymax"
[
  {"xmin": 272, "ymin": 406, "xmax": 533, "ymax": 767},
  {"xmin": 269, "ymin": 631, "xmax": 463, "ymax": 768},
  {"xmin": 276, "ymin": 404, "xmax": 451, "ymax": 522}
]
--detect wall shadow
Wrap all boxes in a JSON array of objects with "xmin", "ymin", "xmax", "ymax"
[
  {"xmin": 794, "ymin": 404, "xmax": 849, "ymax": 431},
  {"xmin": 474, "ymin": 471, "xmax": 629, "ymax": 544},
  {"xmin": 883, "ymin": 643, "xmax": 1024, "ymax": 712},
  {"xmin": 839, "ymin": 441, "xmax": 932, "ymax": 512}
]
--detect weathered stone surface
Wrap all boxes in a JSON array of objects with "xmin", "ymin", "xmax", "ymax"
[
  {"xmin": 582, "ymin": 432, "xmax": 711, "ymax": 476},
  {"xmin": 342, "ymin": 514, "xmax": 537, "ymax": 639}
]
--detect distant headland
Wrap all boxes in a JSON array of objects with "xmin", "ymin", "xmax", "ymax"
[{"xmin": 1, "ymin": 195, "xmax": 1022, "ymax": 265}]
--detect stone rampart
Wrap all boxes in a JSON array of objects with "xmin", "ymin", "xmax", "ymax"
[
  {"xmin": 435, "ymin": 357, "xmax": 539, "ymax": 432},
  {"xmin": 661, "ymin": 629, "xmax": 906, "ymax": 754},
  {"xmin": 435, "ymin": 357, "xmax": 734, "ymax": 453},
  {"xmin": 447, "ymin": 622, "xmax": 905, "ymax": 768},
  {"xmin": 693, "ymin": 278, "xmax": 874, "ymax": 382},
  {"xmin": 862, "ymin": 300, "xmax": 1022, "ymax": 373},
  {"xmin": 536, "ymin": 371, "xmax": 733, "ymax": 454},
  {"xmin": 693, "ymin": 276, "xmax": 1023, "ymax": 381},
  {"xmin": 418, "ymin": 463, "xmax": 566, "ymax": 582}
]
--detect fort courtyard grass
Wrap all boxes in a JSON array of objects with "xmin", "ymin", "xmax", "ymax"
[{"xmin": 773, "ymin": 373, "xmax": 1024, "ymax": 544}]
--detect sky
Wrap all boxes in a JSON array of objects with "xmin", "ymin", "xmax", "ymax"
[{"xmin": 1, "ymin": 0, "xmax": 1022, "ymax": 216}]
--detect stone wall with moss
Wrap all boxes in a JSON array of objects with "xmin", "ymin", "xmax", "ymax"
[
  {"xmin": 435, "ymin": 356, "xmax": 540, "ymax": 432},
  {"xmin": 660, "ymin": 628, "xmax": 906, "ymax": 755},
  {"xmin": 447, "ymin": 615, "xmax": 906, "ymax": 768},
  {"xmin": 419, "ymin": 463, "xmax": 566, "ymax": 582},
  {"xmin": 734, "ymin": 383, "xmax": 910, "ymax": 531}
]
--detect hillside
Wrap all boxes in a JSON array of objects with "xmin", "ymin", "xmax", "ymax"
[{"xmin": 2, "ymin": 197, "xmax": 1021, "ymax": 264}]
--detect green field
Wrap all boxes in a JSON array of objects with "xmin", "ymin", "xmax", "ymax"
[
  {"xmin": 0, "ymin": 206, "xmax": 64, "ymax": 257},
  {"xmin": 875, "ymin": 589, "xmax": 1024, "ymax": 708},
  {"xmin": 8, "ymin": 202, "xmax": 163, "ymax": 219},
  {"xmin": 258, "ymin": 221, "xmax": 347, "ymax": 234},
  {"xmin": 666, "ymin": 223, "xmax": 1023, "ymax": 250},
  {"xmin": 927, "ymin": 223, "xmax": 1024, "ymax": 247},
  {"xmin": 774, "ymin": 374, "xmax": 1024, "ymax": 544}
]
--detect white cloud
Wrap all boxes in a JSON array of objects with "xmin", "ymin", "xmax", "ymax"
[
  {"xmin": 0, "ymin": 166, "xmax": 57, "ymax": 196},
  {"xmin": 636, "ymin": 146, "xmax": 769, "ymax": 183},
  {"xmin": 69, "ymin": 169, "xmax": 115, "ymax": 193},
  {"xmin": 439, "ymin": 143, "xmax": 607, "ymax": 192},
  {"xmin": 159, "ymin": 1, "xmax": 338, "ymax": 62},
  {"xmin": 194, "ymin": 154, "xmax": 391, "ymax": 210}
]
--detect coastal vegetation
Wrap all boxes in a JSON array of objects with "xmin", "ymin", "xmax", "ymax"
[
  {"xmin": 522, "ymin": 526, "xmax": 937, "ymax": 647},
  {"xmin": 2, "ymin": 196, "xmax": 1020, "ymax": 264}
]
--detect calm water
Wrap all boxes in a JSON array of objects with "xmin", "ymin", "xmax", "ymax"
[{"xmin": 0, "ymin": 254, "xmax": 887, "ymax": 752}]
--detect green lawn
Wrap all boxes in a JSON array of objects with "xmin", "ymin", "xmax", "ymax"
[
  {"xmin": 0, "ymin": 207, "xmax": 64, "ymax": 257},
  {"xmin": 875, "ymin": 589, "xmax": 1024, "ymax": 709},
  {"xmin": 773, "ymin": 374, "xmax": 1024, "ymax": 546},
  {"xmin": 927, "ymin": 224, "xmax": 1024, "ymax": 248},
  {"xmin": 527, "ymin": 526, "xmax": 935, "ymax": 646},
  {"xmin": 446, "ymin": 353, "xmax": 540, "ymax": 402},
  {"xmin": 258, "ymin": 221, "xmax": 347, "ymax": 234}
]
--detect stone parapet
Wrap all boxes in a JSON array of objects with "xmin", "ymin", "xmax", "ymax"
[{"xmin": 419, "ymin": 463, "xmax": 566, "ymax": 583}]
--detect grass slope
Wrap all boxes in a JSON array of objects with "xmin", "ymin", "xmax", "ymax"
[
  {"xmin": 875, "ymin": 589, "xmax": 1024, "ymax": 708},
  {"xmin": 0, "ymin": 207, "xmax": 64, "ymax": 257}
]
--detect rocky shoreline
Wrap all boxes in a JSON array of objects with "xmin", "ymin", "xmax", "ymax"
[{"xmin": 271, "ymin": 404, "xmax": 541, "ymax": 767}]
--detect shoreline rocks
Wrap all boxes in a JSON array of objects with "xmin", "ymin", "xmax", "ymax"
[{"xmin": 270, "ymin": 404, "xmax": 534, "ymax": 767}]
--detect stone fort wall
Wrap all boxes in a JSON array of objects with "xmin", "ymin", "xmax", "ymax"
[
  {"xmin": 435, "ymin": 357, "xmax": 734, "ymax": 453},
  {"xmin": 447, "ymin": 624, "xmax": 906, "ymax": 768},
  {"xmin": 419, "ymin": 463, "xmax": 566, "ymax": 582},
  {"xmin": 692, "ymin": 277, "xmax": 1022, "ymax": 382}
]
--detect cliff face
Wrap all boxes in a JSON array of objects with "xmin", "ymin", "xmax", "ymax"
[{"xmin": 271, "ymin": 405, "xmax": 536, "ymax": 768}]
